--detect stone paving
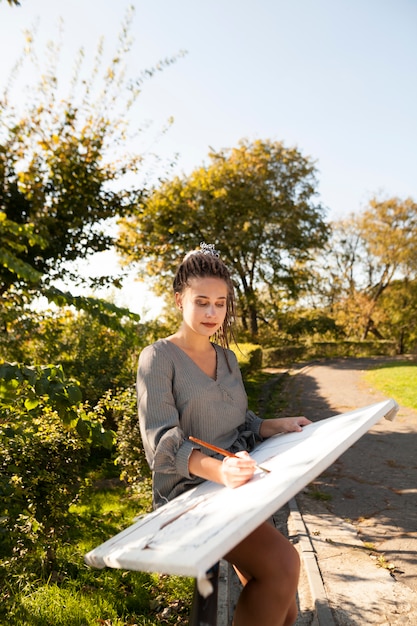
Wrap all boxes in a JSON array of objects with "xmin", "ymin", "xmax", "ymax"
[
  {"xmin": 283, "ymin": 357, "xmax": 417, "ymax": 625},
  {"xmin": 217, "ymin": 356, "xmax": 417, "ymax": 625}
]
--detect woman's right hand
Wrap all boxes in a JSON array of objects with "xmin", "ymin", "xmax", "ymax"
[{"xmin": 221, "ymin": 451, "xmax": 256, "ymax": 488}]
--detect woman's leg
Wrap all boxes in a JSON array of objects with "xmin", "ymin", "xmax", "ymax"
[{"xmin": 224, "ymin": 521, "xmax": 300, "ymax": 626}]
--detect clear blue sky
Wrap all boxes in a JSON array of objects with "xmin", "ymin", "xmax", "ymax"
[{"xmin": 1, "ymin": 0, "xmax": 417, "ymax": 315}]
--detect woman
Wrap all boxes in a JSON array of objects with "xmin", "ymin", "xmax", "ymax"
[{"xmin": 137, "ymin": 243, "xmax": 311, "ymax": 626}]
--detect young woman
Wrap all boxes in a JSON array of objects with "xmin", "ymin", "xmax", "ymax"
[{"xmin": 137, "ymin": 244, "xmax": 311, "ymax": 626}]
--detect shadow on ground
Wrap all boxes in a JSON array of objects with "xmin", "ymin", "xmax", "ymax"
[{"xmin": 275, "ymin": 357, "xmax": 417, "ymax": 594}]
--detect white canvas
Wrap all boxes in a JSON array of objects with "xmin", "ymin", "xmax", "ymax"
[{"xmin": 85, "ymin": 399, "xmax": 397, "ymax": 593}]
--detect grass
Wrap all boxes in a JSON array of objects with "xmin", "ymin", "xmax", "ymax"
[
  {"xmin": 306, "ymin": 486, "xmax": 333, "ymax": 502},
  {"xmin": 1, "ymin": 474, "xmax": 194, "ymax": 626},
  {"xmin": 363, "ymin": 360, "xmax": 417, "ymax": 410}
]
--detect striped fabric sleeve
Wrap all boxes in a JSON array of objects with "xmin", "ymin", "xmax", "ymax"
[{"xmin": 137, "ymin": 344, "xmax": 194, "ymax": 479}]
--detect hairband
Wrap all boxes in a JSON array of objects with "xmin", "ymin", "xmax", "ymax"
[
  {"xmin": 184, "ymin": 242, "xmax": 220, "ymax": 261},
  {"xmin": 199, "ymin": 242, "xmax": 220, "ymax": 257}
]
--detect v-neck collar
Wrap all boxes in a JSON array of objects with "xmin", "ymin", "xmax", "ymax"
[{"xmin": 162, "ymin": 339, "xmax": 219, "ymax": 381}]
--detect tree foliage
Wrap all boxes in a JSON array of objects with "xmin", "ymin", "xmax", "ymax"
[
  {"xmin": 0, "ymin": 8, "xmax": 181, "ymax": 563},
  {"xmin": 378, "ymin": 279, "xmax": 417, "ymax": 353},
  {"xmin": 1, "ymin": 10, "xmax": 132, "ymax": 290},
  {"xmin": 118, "ymin": 139, "xmax": 328, "ymax": 334},
  {"xmin": 0, "ymin": 7, "xmax": 183, "ymax": 328},
  {"xmin": 5, "ymin": 307, "xmax": 145, "ymax": 406},
  {"xmin": 311, "ymin": 196, "xmax": 417, "ymax": 347}
]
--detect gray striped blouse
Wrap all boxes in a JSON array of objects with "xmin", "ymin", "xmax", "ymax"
[{"xmin": 137, "ymin": 338, "xmax": 263, "ymax": 508}]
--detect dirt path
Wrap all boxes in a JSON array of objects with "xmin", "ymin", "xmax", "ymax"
[{"xmin": 278, "ymin": 357, "xmax": 417, "ymax": 596}]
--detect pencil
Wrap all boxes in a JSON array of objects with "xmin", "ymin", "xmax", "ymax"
[{"xmin": 189, "ymin": 436, "xmax": 271, "ymax": 473}]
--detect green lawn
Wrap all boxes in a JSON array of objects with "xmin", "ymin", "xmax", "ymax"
[{"xmin": 364, "ymin": 361, "xmax": 417, "ymax": 410}]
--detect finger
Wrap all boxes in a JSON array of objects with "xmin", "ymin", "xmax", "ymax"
[
  {"xmin": 221, "ymin": 459, "xmax": 254, "ymax": 488},
  {"xmin": 234, "ymin": 451, "xmax": 256, "ymax": 465},
  {"xmin": 223, "ymin": 455, "xmax": 256, "ymax": 486},
  {"xmin": 223, "ymin": 456, "xmax": 255, "ymax": 476},
  {"xmin": 294, "ymin": 416, "xmax": 311, "ymax": 429},
  {"xmin": 234, "ymin": 450, "xmax": 251, "ymax": 459}
]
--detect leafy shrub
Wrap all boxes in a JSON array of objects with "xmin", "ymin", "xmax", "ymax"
[
  {"xmin": 96, "ymin": 386, "xmax": 151, "ymax": 489},
  {"xmin": 8, "ymin": 311, "xmax": 144, "ymax": 406},
  {"xmin": 0, "ymin": 413, "xmax": 89, "ymax": 560},
  {"xmin": 263, "ymin": 340, "xmax": 398, "ymax": 367},
  {"xmin": 0, "ymin": 362, "xmax": 115, "ymax": 564},
  {"xmin": 234, "ymin": 343, "xmax": 263, "ymax": 375},
  {"xmin": 263, "ymin": 344, "xmax": 306, "ymax": 366}
]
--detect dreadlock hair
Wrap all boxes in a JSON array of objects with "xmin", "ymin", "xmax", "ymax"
[{"xmin": 173, "ymin": 245, "xmax": 237, "ymax": 351}]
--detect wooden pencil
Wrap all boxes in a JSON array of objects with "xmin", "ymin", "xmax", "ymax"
[{"xmin": 189, "ymin": 436, "xmax": 271, "ymax": 473}]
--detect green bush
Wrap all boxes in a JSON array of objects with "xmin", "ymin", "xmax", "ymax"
[
  {"xmin": 263, "ymin": 344, "xmax": 305, "ymax": 367},
  {"xmin": 263, "ymin": 340, "xmax": 398, "ymax": 367},
  {"xmin": 9, "ymin": 311, "xmax": 144, "ymax": 406},
  {"xmin": 234, "ymin": 343, "xmax": 263, "ymax": 375},
  {"xmin": 0, "ymin": 413, "xmax": 89, "ymax": 560},
  {"xmin": 0, "ymin": 362, "xmax": 115, "ymax": 565},
  {"xmin": 97, "ymin": 386, "xmax": 151, "ymax": 489}
]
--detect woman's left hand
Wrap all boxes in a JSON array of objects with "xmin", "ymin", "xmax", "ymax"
[
  {"xmin": 277, "ymin": 416, "xmax": 312, "ymax": 432},
  {"xmin": 259, "ymin": 416, "xmax": 312, "ymax": 438}
]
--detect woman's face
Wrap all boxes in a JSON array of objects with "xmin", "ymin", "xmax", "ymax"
[{"xmin": 176, "ymin": 276, "xmax": 228, "ymax": 338}]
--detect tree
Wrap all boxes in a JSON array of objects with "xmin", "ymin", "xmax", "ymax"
[
  {"xmin": 118, "ymin": 139, "xmax": 328, "ymax": 335},
  {"xmin": 312, "ymin": 196, "xmax": 417, "ymax": 342},
  {"xmin": 0, "ymin": 7, "xmax": 182, "ymax": 321},
  {"xmin": 306, "ymin": 217, "xmax": 371, "ymax": 337},
  {"xmin": 378, "ymin": 279, "xmax": 417, "ymax": 353},
  {"xmin": 359, "ymin": 197, "xmax": 417, "ymax": 336}
]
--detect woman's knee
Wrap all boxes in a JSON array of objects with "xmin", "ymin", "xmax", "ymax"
[
  {"xmin": 265, "ymin": 532, "xmax": 300, "ymax": 580},
  {"xmin": 226, "ymin": 523, "xmax": 300, "ymax": 590}
]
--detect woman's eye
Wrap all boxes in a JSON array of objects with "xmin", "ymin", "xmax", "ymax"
[{"xmin": 195, "ymin": 300, "xmax": 225, "ymax": 308}]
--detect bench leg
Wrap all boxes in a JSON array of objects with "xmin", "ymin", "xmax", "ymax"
[{"xmin": 188, "ymin": 562, "xmax": 220, "ymax": 626}]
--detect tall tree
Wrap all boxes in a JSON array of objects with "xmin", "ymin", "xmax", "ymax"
[
  {"xmin": 0, "ymin": 8, "xmax": 182, "ymax": 323},
  {"xmin": 313, "ymin": 196, "xmax": 417, "ymax": 341},
  {"xmin": 358, "ymin": 196, "xmax": 417, "ymax": 338},
  {"xmin": 118, "ymin": 139, "xmax": 328, "ymax": 335},
  {"xmin": 378, "ymin": 278, "xmax": 417, "ymax": 353},
  {"xmin": 306, "ymin": 217, "xmax": 372, "ymax": 337}
]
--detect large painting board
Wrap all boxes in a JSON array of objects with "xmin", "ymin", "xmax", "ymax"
[{"xmin": 85, "ymin": 400, "xmax": 397, "ymax": 592}]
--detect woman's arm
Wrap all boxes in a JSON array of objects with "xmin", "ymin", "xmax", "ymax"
[
  {"xmin": 137, "ymin": 345, "xmax": 193, "ymax": 476},
  {"xmin": 188, "ymin": 417, "xmax": 311, "ymax": 486},
  {"xmin": 259, "ymin": 416, "xmax": 312, "ymax": 439}
]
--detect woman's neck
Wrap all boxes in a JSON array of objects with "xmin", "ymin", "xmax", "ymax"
[
  {"xmin": 168, "ymin": 329, "xmax": 217, "ymax": 378},
  {"xmin": 169, "ymin": 327, "xmax": 212, "ymax": 353}
]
